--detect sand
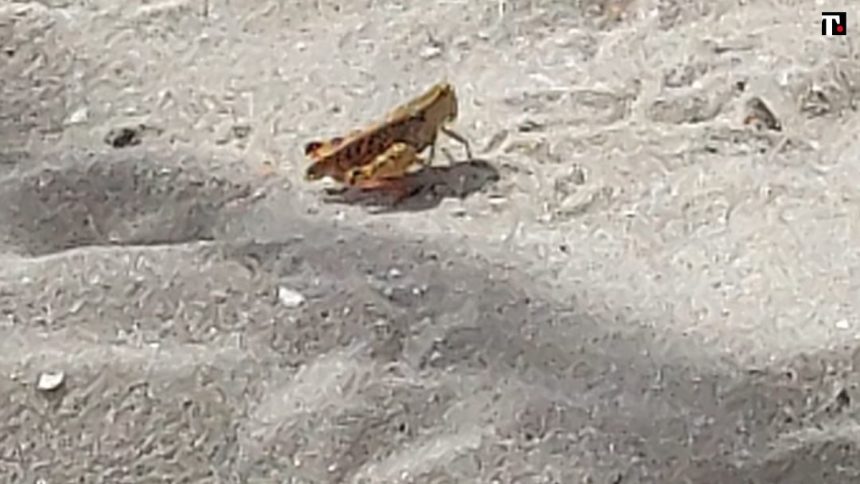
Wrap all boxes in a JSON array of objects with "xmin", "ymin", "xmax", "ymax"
[{"xmin": 1, "ymin": 0, "xmax": 859, "ymax": 482}]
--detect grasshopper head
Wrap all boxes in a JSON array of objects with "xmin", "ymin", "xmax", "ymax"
[
  {"xmin": 304, "ymin": 137, "xmax": 344, "ymax": 160},
  {"xmin": 305, "ymin": 137, "xmax": 346, "ymax": 181},
  {"xmin": 305, "ymin": 160, "xmax": 329, "ymax": 181}
]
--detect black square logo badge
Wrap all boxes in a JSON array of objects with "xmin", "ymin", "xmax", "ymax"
[{"xmin": 822, "ymin": 12, "xmax": 847, "ymax": 36}]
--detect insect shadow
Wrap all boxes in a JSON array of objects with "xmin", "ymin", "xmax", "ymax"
[{"xmin": 321, "ymin": 158, "xmax": 500, "ymax": 214}]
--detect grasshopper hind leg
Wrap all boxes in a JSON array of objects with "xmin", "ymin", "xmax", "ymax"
[
  {"xmin": 348, "ymin": 142, "xmax": 423, "ymax": 182},
  {"xmin": 345, "ymin": 142, "xmax": 425, "ymax": 201}
]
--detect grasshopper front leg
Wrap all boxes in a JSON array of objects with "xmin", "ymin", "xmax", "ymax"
[{"xmin": 440, "ymin": 126, "xmax": 473, "ymax": 161}]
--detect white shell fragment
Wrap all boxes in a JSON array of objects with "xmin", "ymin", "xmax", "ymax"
[
  {"xmin": 278, "ymin": 286, "xmax": 306, "ymax": 308},
  {"xmin": 37, "ymin": 371, "xmax": 65, "ymax": 392}
]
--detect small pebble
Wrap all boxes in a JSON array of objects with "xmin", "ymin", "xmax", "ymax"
[
  {"xmin": 835, "ymin": 319, "xmax": 850, "ymax": 330},
  {"xmin": 66, "ymin": 107, "xmax": 89, "ymax": 125},
  {"xmin": 37, "ymin": 371, "xmax": 65, "ymax": 392},
  {"xmin": 451, "ymin": 206, "xmax": 467, "ymax": 217},
  {"xmin": 278, "ymin": 286, "xmax": 306, "ymax": 308},
  {"xmin": 420, "ymin": 45, "xmax": 442, "ymax": 59},
  {"xmin": 249, "ymin": 187, "xmax": 267, "ymax": 200}
]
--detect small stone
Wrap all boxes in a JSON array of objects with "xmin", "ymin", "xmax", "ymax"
[
  {"xmin": 743, "ymin": 97, "xmax": 781, "ymax": 131},
  {"xmin": 231, "ymin": 124, "xmax": 251, "ymax": 139},
  {"xmin": 836, "ymin": 319, "xmax": 850, "ymax": 330},
  {"xmin": 278, "ymin": 287, "xmax": 306, "ymax": 308},
  {"xmin": 388, "ymin": 268, "xmax": 402, "ymax": 278},
  {"xmin": 451, "ymin": 206, "xmax": 467, "ymax": 217},
  {"xmin": 104, "ymin": 125, "xmax": 143, "ymax": 148},
  {"xmin": 420, "ymin": 45, "xmax": 443, "ymax": 59},
  {"xmin": 249, "ymin": 187, "xmax": 268, "ymax": 201},
  {"xmin": 66, "ymin": 107, "xmax": 89, "ymax": 125},
  {"xmin": 37, "ymin": 371, "xmax": 65, "ymax": 392}
]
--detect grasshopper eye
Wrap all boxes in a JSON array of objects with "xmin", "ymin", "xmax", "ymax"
[{"xmin": 304, "ymin": 141, "xmax": 324, "ymax": 156}]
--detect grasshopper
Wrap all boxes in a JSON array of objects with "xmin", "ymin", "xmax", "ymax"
[{"xmin": 304, "ymin": 82, "xmax": 473, "ymax": 197}]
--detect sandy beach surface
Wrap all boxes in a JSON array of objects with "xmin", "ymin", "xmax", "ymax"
[{"xmin": 2, "ymin": 0, "xmax": 860, "ymax": 482}]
